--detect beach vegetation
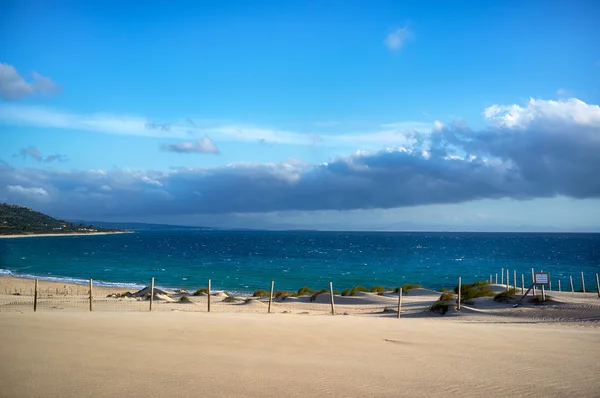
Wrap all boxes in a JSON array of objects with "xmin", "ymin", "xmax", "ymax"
[
  {"xmin": 340, "ymin": 286, "xmax": 369, "ymax": 296},
  {"xmin": 439, "ymin": 287, "xmax": 451, "ymax": 293},
  {"xmin": 223, "ymin": 295, "xmax": 240, "ymax": 303},
  {"xmin": 179, "ymin": 296, "xmax": 190, "ymax": 302},
  {"xmin": 310, "ymin": 288, "xmax": 328, "ymax": 302},
  {"xmin": 252, "ymin": 289, "xmax": 269, "ymax": 297},
  {"xmin": 369, "ymin": 286, "xmax": 386, "ymax": 295},
  {"xmin": 297, "ymin": 286, "xmax": 314, "ymax": 296},
  {"xmin": 494, "ymin": 288, "xmax": 517, "ymax": 302},
  {"xmin": 244, "ymin": 298, "xmax": 253, "ymax": 303},
  {"xmin": 429, "ymin": 301, "xmax": 451, "ymax": 315},
  {"xmin": 274, "ymin": 290, "xmax": 292, "ymax": 300},
  {"xmin": 439, "ymin": 292, "xmax": 455, "ymax": 302},
  {"xmin": 193, "ymin": 288, "xmax": 208, "ymax": 296},
  {"xmin": 455, "ymin": 281, "xmax": 494, "ymax": 302},
  {"xmin": 402, "ymin": 284, "xmax": 423, "ymax": 293}
]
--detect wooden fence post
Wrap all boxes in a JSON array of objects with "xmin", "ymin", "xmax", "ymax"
[
  {"xmin": 596, "ymin": 274, "xmax": 600, "ymax": 299},
  {"xmin": 569, "ymin": 276, "xmax": 574, "ymax": 293},
  {"xmin": 521, "ymin": 274, "xmax": 525, "ymax": 295},
  {"xmin": 581, "ymin": 272, "xmax": 586, "ymax": 293},
  {"xmin": 558, "ymin": 279, "xmax": 561, "ymax": 292},
  {"xmin": 489, "ymin": 275, "xmax": 492, "ymax": 284},
  {"xmin": 531, "ymin": 268, "xmax": 536, "ymax": 296},
  {"xmin": 495, "ymin": 274, "xmax": 498, "ymax": 284},
  {"xmin": 34, "ymin": 279, "xmax": 38, "ymax": 312},
  {"xmin": 501, "ymin": 268, "xmax": 504, "ymax": 285},
  {"xmin": 149, "ymin": 277, "xmax": 154, "ymax": 311},
  {"xmin": 457, "ymin": 277, "xmax": 462, "ymax": 311},
  {"xmin": 329, "ymin": 282, "xmax": 335, "ymax": 315},
  {"xmin": 268, "ymin": 280, "xmax": 274, "ymax": 313},
  {"xmin": 89, "ymin": 279, "xmax": 93, "ymax": 312},
  {"xmin": 506, "ymin": 269, "xmax": 509, "ymax": 291},
  {"xmin": 397, "ymin": 287, "xmax": 403, "ymax": 319},
  {"xmin": 513, "ymin": 270, "xmax": 517, "ymax": 291},
  {"xmin": 540, "ymin": 270, "xmax": 545, "ymax": 301},
  {"xmin": 207, "ymin": 279, "xmax": 211, "ymax": 312}
]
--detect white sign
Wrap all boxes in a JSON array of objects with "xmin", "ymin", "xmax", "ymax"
[{"xmin": 535, "ymin": 272, "xmax": 550, "ymax": 285}]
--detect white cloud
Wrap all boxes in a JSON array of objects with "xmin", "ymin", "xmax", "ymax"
[
  {"xmin": 161, "ymin": 137, "xmax": 220, "ymax": 154},
  {"xmin": 0, "ymin": 104, "xmax": 445, "ymax": 149},
  {"xmin": 7, "ymin": 185, "xmax": 49, "ymax": 198},
  {"xmin": 482, "ymin": 98, "xmax": 600, "ymax": 128},
  {"xmin": 0, "ymin": 63, "xmax": 60, "ymax": 100},
  {"xmin": 384, "ymin": 27, "xmax": 413, "ymax": 51},
  {"xmin": 2, "ymin": 95, "xmax": 599, "ymax": 221}
]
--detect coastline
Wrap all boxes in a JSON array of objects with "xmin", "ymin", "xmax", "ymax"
[{"xmin": 0, "ymin": 231, "xmax": 133, "ymax": 239}]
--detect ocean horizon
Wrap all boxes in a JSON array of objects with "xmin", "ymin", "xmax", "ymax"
[{"xmin": 1, "ymin": 230, "xmax": 599, "ymax": 294}]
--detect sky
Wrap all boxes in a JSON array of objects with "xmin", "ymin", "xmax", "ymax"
[{"xmin": 1, "ymin": 0, "xmax": 599, "ymax": 231}]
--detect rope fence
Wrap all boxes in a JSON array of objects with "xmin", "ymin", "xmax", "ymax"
[{"xmin": 2, "ymin": 270, "xmax": 599, "ymax": 316}]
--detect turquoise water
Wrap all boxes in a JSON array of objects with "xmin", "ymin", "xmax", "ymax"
[{"xmin": 1, "ymin": 231, "xmax": 599, "ymax": 293}]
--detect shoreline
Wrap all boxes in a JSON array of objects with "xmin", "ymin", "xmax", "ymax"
[{"xmin": 0, "ymin": 231, "xmax": 133, "ymax": 239}]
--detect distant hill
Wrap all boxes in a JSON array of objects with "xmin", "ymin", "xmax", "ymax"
[
  {"xmin": 70, "ymin": 220, "xmax": 216, "ymax": 231},
  {"xmin": 0, "ymin": 204, "xmax": 123, "ymax": 236}
]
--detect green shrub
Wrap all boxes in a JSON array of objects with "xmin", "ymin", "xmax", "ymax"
[
  {"xmin": 455, "ymin": 281, "xmax": 494, "ymax": 302},
  {"xmin": 310, "ymin": 288, "xmax": 328, "ymax": 302},
  {"xmin": 369, "ymin": 286, "xmax": 386, "ymax": 294},
  {"xmin": 402, "ymin": 284, "xmax": 423, "ymax": 293},
  {"xmin": 223, "ymin": 295, "xmax": 240, "ymax": 303},
  {"xmin": 252, "ymin": 289, "xmax": 269, "ymax": 297},
  {"xmin": 494, "ymin": 288, "xmax": 517, "ymax": 302},
  {"xmin": 439, "ymin": 287, "xmax": 451, "ymax": 293},
  {"xmin": 297, "ymin": 286, "xmax": 314, "ymax": 296},
  {"xmin": 429, "ymin": 301, "xmax": 451, "ymax": 315},
  {"xmin": 439, "ymin": 292, "xmax": 455, "ymax": 302},
  {"xmin": 274, "ymin": 291, "xmax": 292, "ymax": 300},
  {"xmin": 341, "ymin": 288, "xmax": 352, "ymax": 296},
  {"xmin": 193, "ymin": 288, "xmax": 208, "ymax": 296},
  {"xmin": 179, "ymin": 296, "xmax": 190, "ymax": 302},
  {"xmin": 352, "ymin": 286, "xmax": 368, "ymax": 295}
]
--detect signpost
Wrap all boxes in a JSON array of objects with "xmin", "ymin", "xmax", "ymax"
[{"xmin": 515, "ymin": 271, "xmax": 550, "ymax": 307}]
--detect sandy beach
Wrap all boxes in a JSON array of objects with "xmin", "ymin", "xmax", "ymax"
[
  {"xmin": 0, "ymin": 311, "xmax": 599, "ymax": 397},
  {"xmin": 0, "ymin": 231, "xmax": 133, "ymax": 239},
  {"xmin": 1, "ymin": 276, "xmax": 600, "ymax": 396}
]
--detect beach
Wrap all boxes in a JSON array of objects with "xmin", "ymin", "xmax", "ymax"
[
  {"xmin": 1, "ymin": 311, "xmax": 599, "ymax": 397},
  {"xmin": 2, "ymin": 275, "xmax": 600, "ymax": 396},
  {"xmin": 0, "ymin": 231, "xmax": 132, "ymax": 239}
]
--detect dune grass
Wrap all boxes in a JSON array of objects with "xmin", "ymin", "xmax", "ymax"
[
  {"xmin": 274, "ymin": 291, "xmax": 292, "ymax": 300},
  {"xmin": 297, "ymin": 286, "xmax": 315, "ymax": 296},
  {"xmin": 252, "ymin": 289, "xmax": 269, "ymax": 297},
  {"xmin": 494, "ymin": 288, "xmax": 517, "ymax": 302},
  {"xmin": 455, "ymin": 280, "xmax": 494, "ymax": 302},
  {"xmin": 179, "ymin": 296, "xmax": 190, "ymax": 302},
  {"xmin": 429, "ymin": 293, "xmax": 455, "ymax": 315},
  {"xmin": 310, "ymin": 288, "xmax": 328, "ymax": 302},
  {"xmin": 369, "ymin": 286, "xmax": 386, "ymax": 295},
  {"xmin": 341, "ymin": 286, "xmax": 369, "ymax": 296},
  {"xmin": 193, "ymin": 288, "xmax": 208, "ymax": 296}
]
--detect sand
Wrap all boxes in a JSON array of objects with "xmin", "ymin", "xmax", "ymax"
[
  {"xmin": 0, "ymin": 231, "xmax": 132, "ymax": 239},
  {"xmin": 0, "ymin": 311, "xmax": 599, "ymax": 397}
]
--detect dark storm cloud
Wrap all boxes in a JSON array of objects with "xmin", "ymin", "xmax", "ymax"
[{"xmin": 1, "ymin": 98, "xmax": 599, "ymax": 219}]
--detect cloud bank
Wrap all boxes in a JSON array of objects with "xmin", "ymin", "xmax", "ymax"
[
  {"xmin": 1, "ymin": 98, "xmax": 599, "ymax": 220},
  {"xmin": 0, "ymin": 63, "xmax": 61, "ymax": 100}
]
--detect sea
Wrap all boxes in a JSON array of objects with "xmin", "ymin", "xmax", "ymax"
[{"xmin": 1, "ymin": 231, "xmax": 599, "ymax": 294}]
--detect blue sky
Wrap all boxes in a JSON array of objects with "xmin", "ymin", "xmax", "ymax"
[{"xmin": 1, "ymin": 0, "xmax": 599, "ymax": 231}]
